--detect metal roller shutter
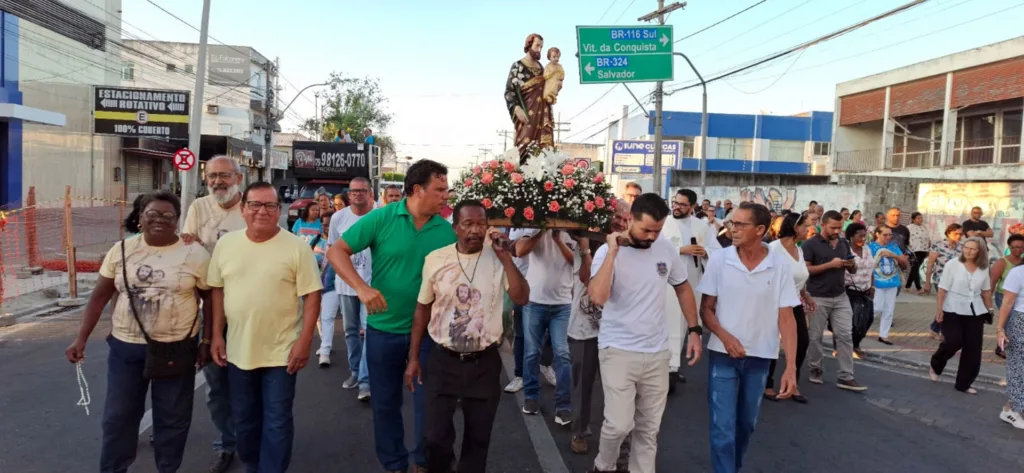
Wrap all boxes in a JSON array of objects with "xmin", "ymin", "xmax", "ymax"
[
  {"xmin": 126, "ymin": 156, "xmax": 142, "ymax": 196},
  {"xmin": 139, "ymin": 158, "xmax": 155, "ymax": 193}
]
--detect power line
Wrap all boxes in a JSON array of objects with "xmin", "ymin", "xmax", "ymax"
[
  {"xmin": 565, "ymin": 84, "xmax": 619, "ymax": 122},
  {"xmin": 721, "ymin": 49, "xmax": 806, "ymax": 95},
  {"xmin": 692, "ymin": 0, "xmax": 814, "ymax": 56},
  {"xmin": 675, "ymin": 0, "xmax": 768, "ymax": 43},
  {"xmin": 596, "ymin": 0, "xmax": 620, "ymax": 23},
  {"xmin": 613, "ymin": 0, "xmax": 640, "ymax": 23}
]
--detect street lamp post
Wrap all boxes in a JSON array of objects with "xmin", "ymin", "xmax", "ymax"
[{"xmin": 667, "ymin": 52, "xmax": 707, "ymax": 196}]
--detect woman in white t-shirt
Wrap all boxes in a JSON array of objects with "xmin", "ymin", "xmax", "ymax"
[
  {"xmin": 996, "ymin": 264, "xmax": 1024, "ymax": 429},
  {"xmin": 764, "ymin": 212, "xmax": 816, "ymax": 404}
]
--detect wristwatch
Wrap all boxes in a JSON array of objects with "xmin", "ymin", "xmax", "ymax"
[
  {"xmin": 200, "ymin": 339, "xmax": 211, "ymax": 346},
  {"xmin": 687, "ymin": 326, "xmax": 703, "ymax": 336}
]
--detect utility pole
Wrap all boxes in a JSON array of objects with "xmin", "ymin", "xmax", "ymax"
[
  {"xmin": 640, "ymin": 1, "xmax": 684, "ymax": 197},
  {"xmin": 496, "ymin": 129, "xmax": 513, "ymax": 152},
  {"xmin": 263, "ymin": 58, "xmax": 275, "ymax": 183},
  {"xmin": 478, "ymin": 148, "xmax": 492, "ymax": 164},
  {"xmin": 179, "ymin": 0, "xmax": 211, "ymax": 228},
  {"xmin": 554, "ymin": 113, "xmax": 571, "ymax": 145},
  {"xmin": 313, "ymin": 92, "xmax": 321, "ymax": 141}
]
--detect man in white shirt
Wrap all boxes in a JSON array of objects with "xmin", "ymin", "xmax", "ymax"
[
  {"xmin": 181, "ymin": 155, "xmax": 247, "ymax": 473},
  {"xmin": 586, "ymin": 193, "xmax": 702, "ymax": 473},
  {"xmin": 511, "ymin": 226, "xmax": 578, "ymax": 425},
  {"xmin": 327, "ymin": 177, "xmax": 374, "ymax": 401},
  {"xmin": 696, "ymin": 202, "xmax": 801, "ymax": 473}
]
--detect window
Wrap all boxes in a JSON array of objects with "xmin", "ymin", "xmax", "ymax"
[
  {"xmin": 1002, "ymin": 110, "xmax": 1022, "ymax": 164},
  {"xmin": 812, "ymin": 142, "xmax": 831, "ymax": 156},
  {"xmin": 185, "ymin": 64, "xmax": 194, "ymax": 74},
  {"xmin": 219, "ymin": 123, "xmax": 232, "ymax": 136},
  {"xmin": 121, "ymin": 61, "xmax": 134, "ymax": 80},
  {"xmin": 715, "ymin": 138, "xmax": 752, "ymax": 160},
  {"xmin": 954, "ymin": 114, "xmax": 996, "ymax": 165},
  {"xmin": 767, "ymin": 140, "xmax": 805, "ymax": 162},
  {"xmin": 166, "ymin": 63, "xmax": 177, "ymax": 72}
]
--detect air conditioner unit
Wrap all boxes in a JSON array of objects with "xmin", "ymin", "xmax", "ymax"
[{"xmin": 206, "ymin": 104, "xmax": 219, "ymax": 114}]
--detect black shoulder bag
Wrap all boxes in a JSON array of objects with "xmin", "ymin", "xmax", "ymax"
[{"xmin": 121, "ymin": 240, "xmax": 199, "ymax": 379}]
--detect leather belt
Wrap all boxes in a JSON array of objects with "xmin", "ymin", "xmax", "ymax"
[{"xmin": 438, "ymin": 343, "xmax": 497, "ymax": 361}]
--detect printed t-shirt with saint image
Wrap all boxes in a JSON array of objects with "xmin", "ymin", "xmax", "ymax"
[{"xmin": 181, "ymin": 194, "xmax": 246, "ymax": 255}]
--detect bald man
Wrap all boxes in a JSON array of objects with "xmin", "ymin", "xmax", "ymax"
[{"xmin": 182, "ymin": 155, "xmax": 247, "ymax": 473}]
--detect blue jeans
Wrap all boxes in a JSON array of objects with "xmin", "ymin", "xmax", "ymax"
[
  {"xmin": 340, "ymin": 294, "xmax": 370, "ymax": 390},
  {"xmin": 996, "ymin": 291, "xmax": 1004, "ymax": 309},
  {"xmin": 365, "ymin": 326, "xmax": 434, "ymax": 470},
  {"xmin": 707, "ymin": 351, "xmax": 771, "ymax": 473},
  {"xmin": 101, "ymin": 336, "xmax": 194, "ymax": 473},
  {"xmin": 227, "ymin": 364, "xmax": 297, "ymax": 473},
  {"xmin": 523, "ymin": 302, "xmax": 572, "ymax": 411},
  {"xmin": 203, "ymin": 355, "xmax": 236, "ymax": 454},
  {"xmin": 513, "ymin": 304, "xmax": 524, "ymax": 377}
]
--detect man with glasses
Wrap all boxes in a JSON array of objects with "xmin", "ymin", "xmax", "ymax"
[
  {"xmin": 623, "ymin": 182, "xmax": 642, "ymax": 205},
  {"xmin": 326, "ymin": 177, "xmax": 374, "ymax": 400},
  {"xmin": 208, "ymin": 182, "xmax": 323, "ymax": 473},
  {"xmin": 181, "ymin": 155, "xmax": 247, "ymax": 473}
]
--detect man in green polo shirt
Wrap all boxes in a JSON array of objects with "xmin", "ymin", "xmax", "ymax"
[{"xmin": 327, "ymin": 159, "xmax": 455, "ymax": 473}]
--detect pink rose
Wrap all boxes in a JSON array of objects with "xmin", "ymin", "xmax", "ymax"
[
  {"xmin": 561, "ymin": 163, "xmax": 576, "ymax": 176},
  {"xmin": 584, "ymin": 201, "xmax": 596, "ymax": 213},
  {"xmin": 481, "ymin": 172, "xmax": 494, "ymax": 185},
  {"xmin": 511, "ymin": 172, "xmax": 525, "ymax": 185},
  {"xmin": 595, "ymin": 196, "xmax": 606, "ymax": 208},
  {"xmin": 504, "ymin": 207, "xmax": 515, "ymax": 218},
  {"xmin": 463, "ymin": 178, "xmax": 474, "ymax": 188},
  {"xmin": 502, "ymin": 160, "xmax": 515, "ymax": 172},
  {"xmin": 548, "ymin": 200, "xmax": 561, "ymax": 213},
  {"xmin": 481, "ymin": 198, "xmax": 493, "ymax": 209},
  {"xmin": 544, "ymin": 181, "xmax": 554, "ymax": 192},
  {"xmin": 523, "ymin": 206, "xmax": 535, "ymax": 221},
  {"xmin": 608, "ymin": 198, "xmax": 616, "ymax": 209},
  {"xmin": 472, "ymin": 166, "xmax": 482, "ymax": 175},
  {"xmin": 488, "ymin": 160, "xmax": 500, "ymax": 169},
  {"xmin": 594, "ymin": 172, "xmax": 605, "ymax": 183},
  {"xmin": 563, "ymin": 178, "xmax": 576, "ymax": 190}
]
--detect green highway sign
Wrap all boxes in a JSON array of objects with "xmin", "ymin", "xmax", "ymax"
[{"xmin": 576, "ymin": 25, "xmax": 674, "ymax": 84}]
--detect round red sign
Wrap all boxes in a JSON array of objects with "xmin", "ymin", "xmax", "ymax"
[{"xmin": 174, "ymin": 148, "xmax": 196, "ymax": 171}]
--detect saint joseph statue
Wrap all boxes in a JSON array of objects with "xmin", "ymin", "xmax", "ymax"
[{"xmin": 504, "ymin": 33, "xmax": 555, "ymax": 163}]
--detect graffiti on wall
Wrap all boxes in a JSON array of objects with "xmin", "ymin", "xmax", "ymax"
[
  {"xmin": 739, "ymin": 187, "xmax": 797, "ymax": 213},
  {"xmin": 917, "ymin": 182, "xmax": 1024, "ymax": 253},
  {"xmin": 694, "ymin": 184, "xmax": 867, "ymax": 215}
]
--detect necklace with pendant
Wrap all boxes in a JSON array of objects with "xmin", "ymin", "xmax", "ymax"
[{"xmin": 456, "ymin": 249, "xmax": 482, "ymax": 284}]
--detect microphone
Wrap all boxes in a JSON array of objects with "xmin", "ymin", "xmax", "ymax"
[{"xmin": 690, "ymin": 236, "xmax": 700, "ymax": 269}]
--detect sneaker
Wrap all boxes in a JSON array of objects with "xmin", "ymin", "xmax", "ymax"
[
  {"xmin": 999, "ymin": 409, "xmax": 1024, "ymax": 429},
  {"xmin": 837, "ymin": 379, "xmax": 868, "ymax": 392},
  {"xmin": 208, "ymin": 452, "xmax": 235, "ymax": 473},
  {"xmin": 522, "ymin": 398, "xmax": 540, "ymax": 415},
  {"xmin": 357, "ymin": 389, "xmax": 371, "ymax": 402},
  {"xmin": 808, "ymin": 368, "xmax": 823, "ymax": 385},
  {"xmin": 554, "ymin": 409, "xmax": 572, "ymax": 426},
  {"xmin": 504, "ymin": 376, "xmax": 524, "ymax": 393},
  {"xmin": 318, "ymin": 354, "xmax": 331, "ymax": 368},
  {"xmin": 541, "ymin": 365, "xmax": 557, "ymax": 386},
  {"xmin": 342, "ymin": 374, "xmax": 359, "ymax": 389},
  {"xmin": 570, "ymin": 435, "xmax": 589, "ymax": 454}
]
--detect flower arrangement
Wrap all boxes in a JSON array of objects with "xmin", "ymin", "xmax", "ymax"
[
  {"xmin": 1009, "ymin": 223, "xmax": 1024, "ymax": 236},
  {"xmin": 453, "ymin": 148, "xmax": 616, "ymax": 230}
]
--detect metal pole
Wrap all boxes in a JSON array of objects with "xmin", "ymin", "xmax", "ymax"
[
  {"xmin": 670, "ymin": 52, "xmax": 707, "ymax": 196},
  {"xmin": 179, "ymin": 0, "xmax": 211, "ymax": 228},
  {"xmin": 652, "ymin": 0, "xmax": 665, "ymax": 197}
]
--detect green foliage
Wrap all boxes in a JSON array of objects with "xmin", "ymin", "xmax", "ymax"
[
  {"xmin": 300, "ymin": 73, "xmax": 396, "ymax": 157},
  {"xmin": 381, "ymin": 172, "xmax": 405, "ymax": 182}
]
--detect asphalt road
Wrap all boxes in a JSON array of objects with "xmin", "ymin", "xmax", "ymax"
[{"xmin": 2, "ymin": 306, "xmax": 1022, "ymax": 473}]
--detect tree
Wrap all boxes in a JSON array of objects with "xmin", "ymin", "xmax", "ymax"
[
  {"xmin": 300, "ymin": 73, "xmax": 397, "ymax": 160},
  {"xmin": 381, "ymin": 172, "xmax": 405, "ymax": 182}
]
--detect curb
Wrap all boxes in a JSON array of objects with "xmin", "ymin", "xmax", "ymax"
[
  {"xmin": 4, "ymin": 289, "xmax": 95, "ymax": 324},
  {"xmin": 823, "ymin": 339, "xmax": 1006, "ymax": 387}
]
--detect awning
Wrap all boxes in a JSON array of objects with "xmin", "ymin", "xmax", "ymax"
[{"xmin": 0, "ymin": 103, "xmax": 66, "ymax": 126}]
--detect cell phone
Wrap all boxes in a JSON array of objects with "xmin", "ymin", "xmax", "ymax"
[{"xmin": 844, "ymin": 253, "xmax": 856, "ymax": 260}]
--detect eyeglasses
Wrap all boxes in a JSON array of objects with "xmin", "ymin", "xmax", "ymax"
[
  {"xmin": 144, "ymin": 210, "xmax": 177, "ymax": 221},
  {"xmin": 206, "ymin": 172, "xmax": 238, "ymax": 181},
  {"xmin": 671, "ymin": 201, "xmax": 689, "ymax": 207},
  {"xmin": 245, "ymin": 201, "xmax": 281, "ymax": 212},
  {"xmin": 348, "ymin": 189, "xmax": 369, "ymax": 194},
  {"xmin": 731, "ymin": 221, "xmax": 758, "ymax": 229}
]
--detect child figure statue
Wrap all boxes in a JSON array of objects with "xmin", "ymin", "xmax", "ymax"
[{"xmin": 543, "ymin": 47, "xmax": 564, "ymax": 104}]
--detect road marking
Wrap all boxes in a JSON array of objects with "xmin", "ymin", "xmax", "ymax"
[
  {"xmin": 138, "ymin": 370, "xmax": 208, "ymax": 435},
  {"xmin": 497, "ymin": 343, "xmax": 570, "ymax": 473}
]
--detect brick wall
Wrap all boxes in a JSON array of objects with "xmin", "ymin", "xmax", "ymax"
[
  {"xmin": 890, "ymin": 75, "xmax": 946, "ymax": 117},
  {"xmin": 839, "ymin": 89, "xmax": 886, "ymax": 126},
  {"xmin": 951, "ymin": 57, "xmax": 1024, "ymax": 108}
]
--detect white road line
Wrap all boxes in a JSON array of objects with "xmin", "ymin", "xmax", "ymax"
[
  {"xmin": 138, "ymin": 370, "xmax": 208, "ymax": 435},
  {"xmin": 497, "ymin": 342, "xmax": 570, "ymax": 473}
]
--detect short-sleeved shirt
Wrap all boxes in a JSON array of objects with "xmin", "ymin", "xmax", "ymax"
[
  {"xmin": 999, "ymin": 265, "xmax": 1024, "ymax": 312},
  {"xmin": 207, "ymin": 229, "xmax": 323, "ymax": 370},
  {"xmin": 869, "ymin": 241, "xmax": 903, "ymax": 289},
  {"xmin": 845, "ymin": 245, "xmax": 876, "ymax": 291},
  {"xmin": 930, "ymin": 240, "xmax": 962, "ymax": 284},
  {"xmin": 962, "ymin": 219, "xmax": 991, "ymax": 242},
  {"xmin": 802, "ymin": 235, "xmax": 852, "ymax": 298},
  {"xmin": 329, "ymin": 207, "xmax": 373, "ymax": 296},
  {"xmin": 938, "ymin": 259, "xmax": 991, "ymax": 316},
  {"xmin": 769, "ymin": 240, "xmax": 808, "ymax": 292},
  {"xmin": 291, "ymin": 219, "xmax": 322, "ymax": 244},
  {"xmin": 591, "ymin": 236, "xmax": 686, "ymax": 353},
  {"xmin": 569, "ymin": 248, "xmax": 602, "ymax": 341},
  {"xmin": 417, "ymin": 244, "xmax": 508, "ymax": 352},
  {"xmin": 889, "ymin": 224, "xmax": 911, "ymax": 252},
  {"xmin": 510, "ymin": 229, "xmax": 577, "ymax": 305},
  {"xmin": 908, "ymin": 224, "xmax": 930, "ymax": 253},
  {"xmin": 697, "ymin": 245, "xmax": 801, "ymax": 359},
  {"xmin": 100, "ymin": 237, "xmax": 211, "ymax": 344},
  {"xmin": 342, "ymin": 198, "xmax": 457, "ymax": 334},
  {"xmin": 181, "ymin": 195, "xmax": 246, "ymax": 255}
]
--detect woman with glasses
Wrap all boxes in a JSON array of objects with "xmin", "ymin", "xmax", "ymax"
[
  {"xmin": 65, "ymin": 191, "xmax": 212, "ymax": 473},
  {"xmin": 869, "ymin": 225, "xmax": 909, "ymax": 345},
  {"xmin": 291, "ymin": 201, "xmax": 322, "ymax": 243},
  {"xmin": 930, "ymin": 237, "xmax": 993, "ymax": 394}
]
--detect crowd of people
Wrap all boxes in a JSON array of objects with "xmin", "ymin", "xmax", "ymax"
[{"xmin": 60, "ymin": 154, "xmax": 1024, "ymax": 473}]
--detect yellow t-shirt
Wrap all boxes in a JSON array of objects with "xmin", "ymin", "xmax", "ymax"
[
  {"xmin": 99, "ymin": 237, "xmax": 211, "ymax": 344},
  {"xmin": 417, "ymin": 244, "xmax": 509, "ymax": 352},
  {"xmin": 182, "ymin": 195, "xmax": 247, "ymax": 255},
  {"xmin": 207, "ymin": 229, "xmax": 323, "ymax": 370}
]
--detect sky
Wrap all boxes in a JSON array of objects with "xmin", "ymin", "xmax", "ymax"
[{"xmin": 122, "ymin": 0, "xmax": 1024, "ymax": 173}]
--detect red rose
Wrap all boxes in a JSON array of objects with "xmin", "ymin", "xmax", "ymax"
[
  {"xmin": 481, "ymin": 172, "xmax": 494, "ymax": 185},
  {"xmin": 488, "ymin": 160, "xmax": 500, "ymax": 169},
  {"xmin": 594, "ymin": 172, "xmax": 605, "ymax": 183},
  {"xmin": 481, "ymin": 198, "xmax": 493, "ymax": 209},
  {"xmin": 472, "ymin": 166, "xmax": 482, "ymax": 175},
  {"xmin": 563, "ymin": 178, "xmax": 576, "ymax": 190},
  {"xmin": 502, "ymin": 160, "xmax": 515, "ymax": 172},
  {"xmin": 584, "ymin": 201, "xmax": 596, "ymax": 213},
  {"xmin": 504, "ymin": 207, "xmax": 515, "ymax": 218},
  {"xmin": 544, "ymin": 181, "xmax": 554, "ymax": 192},
  {"xmin": 523, "ymin": 206, "xmax": 535, "ymax": 221},
  {"xmin": 511, "ymin": 172, "xmax": 525, "ymax": 185},
  {"xmin": 608, "ymin": 198, "xmax": 616, "ymax": 209},
  {"xmin": 561, "ymin": 163, "xmax": 576, "ymax": 176},
  {"xmin": 595, "ymin": 196, "xmax": 606, "ymax": 208},
  {"xmin": 463, "ymin": 178, "xmax": 474, "ymax": 188},
  {"xmin": 548, "ymin": 200, "xmax": 561, "ymax": 213}
]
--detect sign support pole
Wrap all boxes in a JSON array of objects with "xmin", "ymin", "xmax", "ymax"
[
  {"xmin": 638, "ymin": 1, "xmax": 684, "ymax": 198},
  {"xmin": 179, "ymin": 0, "xmax": 211, "ymax": 228}
]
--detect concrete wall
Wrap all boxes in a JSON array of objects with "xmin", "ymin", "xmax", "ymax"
[
  {"xmin": 685, "ymin": 184, "xmax": 866, "ymax": 214},
  {"xmin": 917, "ymin": 182, "xmax": 1024, "ymax": 253},
  {"xmin": 837, "ymin": 174, "xmax": 935, "ymax": 219},
  {"xmin": 833, "ymin": 121, "xmax": 883, "ymax": 153}
]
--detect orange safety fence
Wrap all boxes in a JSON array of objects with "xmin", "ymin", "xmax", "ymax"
[{"xmin": 0, "ymin": 185, "xmax": 127, "ymax": 315}]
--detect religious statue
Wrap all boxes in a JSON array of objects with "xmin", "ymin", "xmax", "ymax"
[
  {"xmin": 504, "ymin": 33, "xmax": 555, "ymax": 163},
  {"xmin": 543, "ymin": 47, "xmax": 564, "ymax": 104}
]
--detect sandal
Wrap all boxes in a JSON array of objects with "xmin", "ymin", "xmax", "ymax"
[
  {"xmin": 792, "ymin": 394, "xmax": 809, "ymax": 404},
  {"xmin": 763, "ymin": 389, "xmax": 779, "ymax": 402}
]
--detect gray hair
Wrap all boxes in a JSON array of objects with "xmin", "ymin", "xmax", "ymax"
[
  {"xmin": 959, "ymin": 236, "xmax": 989, "ymax": 269},
  {"xmin": 350, "ymin": 176, "xmax": 370, "ymax": 186},
  {"xmin": 208, "ymin": 155, "xmax": 241, "ymax": 174}
]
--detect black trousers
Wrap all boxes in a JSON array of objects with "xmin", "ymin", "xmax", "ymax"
[
  {"xmin": 569, "ymin": 337, "xmax": 599, "ymax": 437},
  {"xmin": 767, "ymin": 305, "xmax": 810, "ymax": 388},
  {"xmin": 424, "ymin": 345, "xmax": 502, "ymax": 473},
  {"xmin": 906, "ymin": 251, "xmax": 928, "ymax": 290},
  {"xmin": 930, "ymin": 312, "xmax": 984, "ymax": 391}
]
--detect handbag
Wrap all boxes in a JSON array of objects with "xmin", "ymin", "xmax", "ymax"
[{"xmin": 121, "ymin": 240, "xmax": 199, "ymax": 379}]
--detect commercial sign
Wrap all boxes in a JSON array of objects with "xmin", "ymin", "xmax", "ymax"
[
  {"xmin": 208, "ymin": 45, "xmax": 251, "ymax": 86},
  {"xmin": 93, "ymin": 86, "xmax": 189, "ymax": 139},
  {"xmin": 269, "ymin": 149, "xmax": 290, "ymax": 170},
  {"xmin": 576, "ymin": 26, "xmax": 674, "ymax": 84},
  {"xmin": 610, "ymin": 140, "xmax": 679, "ymax": 174},
  {"xmin": 292, "ymin": 141, "xmax": 370, "ymax": 180}
]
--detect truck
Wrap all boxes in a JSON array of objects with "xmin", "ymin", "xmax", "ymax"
[{"xmin": 287, "ymin": 141, "xmax": 372, "ymax": 228}]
